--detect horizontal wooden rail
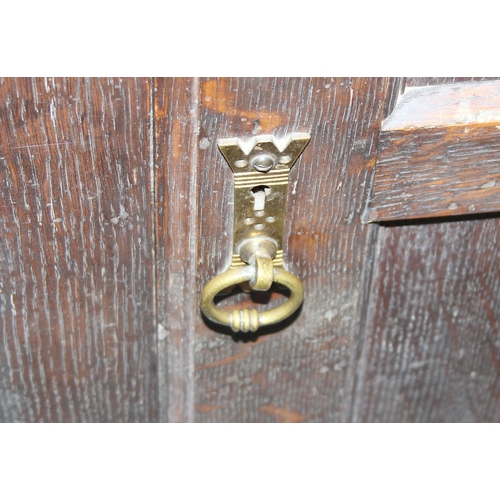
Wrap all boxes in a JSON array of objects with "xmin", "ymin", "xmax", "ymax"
[{"xmin": 368, "ymin": 80, "xmax": 500, "ymax": 222}]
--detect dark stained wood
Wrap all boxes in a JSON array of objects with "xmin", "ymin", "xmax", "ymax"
[
  {"xmin": 3, "ymin": 77, "xmax": 500, "ymax": 424},
  {"xmin": 352, "ymin": 217, "xmax": 500, "ymax": 422},
  {"xmin": 0, "ymin": 78, "xmax": 156, "ymax": 422},
  {"xmin": 191, "ymin": 78, "xmax": 393, "ymax": 422},
  {"xmin": 369, "ymin": 81, "xmax": 500, "ymax": 222},
  {"xmin": 154, "ymin": 77, "xmax": 198, "ymax": 422},
  {"xmin": 369, "ymin": 123, "xmax": 500, "ymax": 221}
]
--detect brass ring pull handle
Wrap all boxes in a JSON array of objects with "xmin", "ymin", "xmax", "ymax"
[{"xmin": 201, "ymin": 266, "xmax": 304, "ymax": 332}]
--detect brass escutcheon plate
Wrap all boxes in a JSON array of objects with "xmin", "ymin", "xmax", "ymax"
[
  {"xmin": 218, "ymin": 133, "xmax": 310, "ymax": 271},
  {"xmin": 200, "ymin": 132, "xmax": 309, "ymax": 332}
]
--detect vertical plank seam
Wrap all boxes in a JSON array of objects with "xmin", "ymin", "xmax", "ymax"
[
  {"xmin": 343, "ymin": 78, "xmax": 392, "ymax": 422},
  {"xmin": 344, "ymin": 223, "xmax": 380, "ymax": 422},
  {"xmin": 150, "ymin": 77, "xmax": 159, "ymax": 422},
  {"xmin": 186, "ymin": 77, "xmax": 199, "ymax": 422}
]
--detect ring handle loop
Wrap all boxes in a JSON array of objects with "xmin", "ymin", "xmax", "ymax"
[{"xmin": 201, "ymin": 266, "xmax": 304, "ymax": 332}]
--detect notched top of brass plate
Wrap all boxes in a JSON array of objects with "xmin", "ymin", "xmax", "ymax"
[{"xmin": 201, "ymin": 133, "xmax": 310, "ymax": 333}]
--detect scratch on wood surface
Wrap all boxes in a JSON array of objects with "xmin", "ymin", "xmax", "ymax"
[
  {"xmin": 196, "ymin": 348, "xmax": 250, "ymax": 370},
  {"xmin": 11, "ymin": 141, "xmax": 76, "ymax": 150},
  {"xmin": 195, "ymin": 404, "xmax": 220, "ymax": 413},
  {"xmin": 259, "ymin": 404, "xmax": 308, "ymax": 423}
]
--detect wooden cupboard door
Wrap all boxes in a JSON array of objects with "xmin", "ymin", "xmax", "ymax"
[
  {"xmin": 156, "ymin": 77, "xmax": 400, "ymax": 422},
  {"xmin": 155, "ymin": 77, "xmax": 500, "ymax": 423},
  {"xmin": 1, "ymin": 77, "xmax": 499, "ymax": 422},
  {"xmin": 355, "ymin": 78, "xmax": 500, "ymax": 422},
  {"xmin": 0, "ymin": 78, "xmax": 157, "ymax": 422}
]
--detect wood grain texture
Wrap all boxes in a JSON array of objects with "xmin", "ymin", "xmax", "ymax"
[
  {"xmin": 369, "ymin": 81, "xmax": 500, "ymax": 221},
  {"xmin": 382, "ymin": 78, "xmax": 405, "ymax": 119},
  {"xmin": 383, "ymin": 80, "xmax": 500, "ymax": 129},
  {"xmin": 405, "ymin": 77, "xmax": 499, "ymax": 87},
  {"xmin": 383, "ymin": 77, "xmax": 500, "ymax": 117},
  {"xmin": 352, "ymin": 217, "xmax": 500, "ymax": 422},
  {"xmin": 384, "ymin": 76, "xmax": 500, "ymax": 119},
  {"xmin": 5, "ymin": 77, "xmax": 499, "ymax": 423},
  {"xmin": 0, "ymin": 78, "xmax": 156, "ymax": 422},
  {"xmin": 192, "ymin": 78, "xmax": 393, "ymax": 422},
  {"xmin": 154, "ymin": 78, "xmax": 197, "ymax": 422}
]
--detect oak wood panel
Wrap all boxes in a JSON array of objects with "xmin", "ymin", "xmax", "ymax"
[
  {"xmin": 384, "ymin": 77, "xmax": 500, "ymax": 117},
  {"xmin": 382, "ymin": 78, "xmax": 405, "ymax": 119},
  {"xmin": 0, "ymin": 78, "xmax": 156, "ymax": 422},
  {"xmin": 384, "ymin": 80, "xmax": 500, "ymax": 129},
  {"xmin": 154, "ymin": 78, "xmax": 198, "ymax": 422},
  {"xmin": 191, "ymin": 78, "xmax": 393, "ymax": 422},
  {"xmin": 352, "ymin": 217, "xmax": 500, "ymax": 422},
  {"xmin": 382, "ymin": 79, "xmax": 500, "ymax": 115},
  {"xmin": 369, "ymin": 81, "xmax": 500, "ymax": 221},
  {"xmin": 405, "ymin": 77, "xmax": 499, "ymax": 87}
]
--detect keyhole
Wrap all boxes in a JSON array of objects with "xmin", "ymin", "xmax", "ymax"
[{"xmin": 251, "ymin": 185, "xmax": 271, "ymax": 213}]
